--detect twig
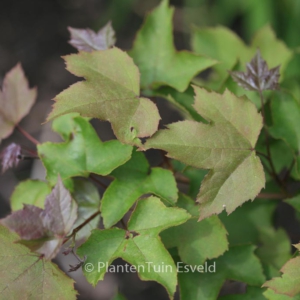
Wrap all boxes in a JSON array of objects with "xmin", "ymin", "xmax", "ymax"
[
  {"xmin": 89, "ymin": 174, "xmax": 108, "ymax": 189},
  {"xmin": 16, "ymin": 125, "xmax": 40, "ymax": 145},
  {"xmin": 63, "ymin": 211, "xmax": 100, "ymax": 244},
  {"xmin": 257, "ymin": 192, "xmax": 285, "ymax": 200}
]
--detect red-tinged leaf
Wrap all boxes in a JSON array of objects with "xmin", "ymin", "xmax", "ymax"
[
  {"xmin": 0, "ymin": 143, "xmax": 21, "ymax": 173},
  {"xmin": 41, "ymin": 176, "xmax": 78, "ymax": 236},
  {"xmin": 229, "ymin": 50, "xmax": 280, "ymax": 92},
  {"xmin": 0, "ymin": 64, "xmax": 37, "ymax": 142},
  {"xmin": 1, "ymin": 205, "xmax": 45, "ymax": 239},
  {"xmin": 68, "ymin": 21, "xmax": 116, "ymax": 52},
  {"xmin": 1, "ymin": 176, "xmax": 78, "ymax": 260}
]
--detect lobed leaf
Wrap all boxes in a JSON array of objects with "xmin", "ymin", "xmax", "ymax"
[
  {"xmin": 68, "ymin": 21, "xmax": 116, "ymax": 52},
  {"xmin": 146, "ymin": 86, "xmax": 265, "ymax": 220},
  {"xmin": 47, "ymin": 48, "xmax": 160, "ymax": 145},
  {"xmin": 101, "ymin": 150, "xmax": 178, "ymax": 228},
  {"xmin": 0, "ymin": 64, "xmax": 37, "ymax": 143},
  {"xmin": 129, "ymin": 0, "xmax": 216, "ymax": 92},
  {"xmin": 0, "ymin": 225, "xmax": 77, "ymax": 299},
  {"xmin": 77, "ymin": 196, "xmax": 190, "ymax": 299},
  {"xmin": 1, "ymin": 176, "xmax": 78, "ymax": 259},
  {"xmin": 38, "ymin": 116, "xmax": 132, "ymax": 185}
]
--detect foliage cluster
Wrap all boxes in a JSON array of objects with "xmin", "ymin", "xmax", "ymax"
[{"xmin": 1, "ymin": 1, "xmax": 300, "ymax": 299}]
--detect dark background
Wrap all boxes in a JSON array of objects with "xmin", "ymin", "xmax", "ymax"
[{"xmin": 1, "ymin": 0, "xmax": 300, "ymax": 299}]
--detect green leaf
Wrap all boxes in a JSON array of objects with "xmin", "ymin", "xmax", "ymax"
[
  {"xmin": 38, "ymin": 116, "xmax": 132, "ymax": 185},
  {"xmin": 0, "ymin": 64, "xmax": 37, "ymax": 142},
  {"xmin": 219, "ymin": 287, "xmax": 267, "ymax": 300},
  {"xmin": 129, "ymin": 0, "xmax": 216, "ymax": 92},
  {"xmin": 192, "ymin": 25, "xmax": 292, "ymax": 90},
  {"xmin": 178, "ymin": 245, "xmax": 266, "ymax": 300},
  {"xmin": 112, "ymin": 293, "xmax": 127, "ymax": 300},
  {"xmin": 0, "ymin": 225, "xmax": 77, "ymax": 299},
  {"xmin": 71, "ymin": 179, "xmax": 101, "ymax": 241},
  {"xmin": 77, "ymin": 196, "xmax": 190, "ymax": 299},
  {"xmin": 161, "ymin": 194, "xmax": 228, "ymax": 265},
  {"xmin": 263, "ymin": 244, "xmax": 300, "ymax": 297},
  {"xmin": 146, "ymin": 86, "xmax": 265, "ymax": 220},
  {"xmin": 10, "ymin": 180, "xmax": 51, "ymax": 211},
  {"xmin": 101, "ymin": 150, "xmax": 178, "ymax": 228},
  {"xmin": 46, "ymin": 48, "xmax": 160, "ymax": 145}
]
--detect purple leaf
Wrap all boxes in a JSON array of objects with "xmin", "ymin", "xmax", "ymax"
[
  {"xmin": 68, "ymin": 21, "xmax": 116, "ymax": 52},
  {"xmin": 229, "ymin": 50, "xmax": 280, "ymax": 91},
  {"xmin": 0, "ymin": 143, "xmax": 21, "ymax": 173},
  {"xmin": 1, "ymin": 176, "xmax": 78, "ymax": 260},
  {"xmin": 41, "ymin": 176, "xmax": 78, "ymax": 237},
  {"xmin": 1, "ymin": 205, "xmax": 45, "ymax": 239}
]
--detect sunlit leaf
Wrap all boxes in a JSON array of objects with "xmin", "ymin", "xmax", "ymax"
[
  {"xmin": 146, "ymin": 86, "xmax": 265, "ymax": 220},
  {"xmin": 47, "ymin": 48, "xmax": 160, "ymax": 145}
]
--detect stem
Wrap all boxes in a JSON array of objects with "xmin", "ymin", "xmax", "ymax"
[
  {"xmin": 257, "ymin": 192, "xmax": 285, "ymax": 199},
  {"xmin": 16, "ymin": 125, "xmax": 40, "ymax": 145},
  {"xmin": 89, "ymin": 174, "xmax": 108, "ymax": 189},
  {"xmin": 63, "ymin": 211, "xmax": 100, "ymax": 244}
]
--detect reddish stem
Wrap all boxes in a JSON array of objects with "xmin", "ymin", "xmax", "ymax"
[{"xmin": 16, "ymin": 125, "xmax": 40, "ymax": 145}]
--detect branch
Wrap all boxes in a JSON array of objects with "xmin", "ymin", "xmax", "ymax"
[{"xmin": 16, "ymin": 125, "xmax": 40, "ymax": 145}]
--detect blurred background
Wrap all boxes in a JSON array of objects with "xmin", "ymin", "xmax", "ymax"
[{"xmin": 1, "ymin": 0, "xmax": 300, "ymax": 299}]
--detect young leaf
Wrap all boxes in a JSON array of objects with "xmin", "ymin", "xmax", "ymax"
[
  {"xmin": 0, "ymin": 64, "xmax": 37, "ymax": 143},
  {"xmin": 68, "ymin": 21, "xmax": 116, "ymax": 52},
  {"xmin": 161, "ymin": 194, "xmax": 228, "ymax": 265},
  {"xmin": 46, "ymin": 48, "xmax": 160, "ymax": 145},
  {"xmin": 101, "ymin": 150, "xmax": 178, "ymax": 228},
  {"xmin": 129, "ymin": 0, "xmax": 216, "ymax": 92},
  {"xmin": 0, "ymin": 143, "xmax": 21, "ymax": 173},
  {"xmin": 10, "ymin": 179, "xmax": 51, "ymax": 211},
  {"xmin": 0, "ymin": 225, "xmax": 77, "ymax": 299},
  {"xmin": 1, "ymin": 176, "xmax": 78, "ymax": 259},
  {"xmin": 229, "ymin": 50, "xmax": 280, "ymax": 91},
  {"xmin": 178, "ymin": 245, "xmax": 266, "ymax": 300},
  {"xmin": 77, "ymin": 196, "xmax": 190, "ymax": 299},
  {"xmin": 192, "ymin": 25, "xmax": 292, "ymax": 90},
  {"xmin": 263, "ymin": 244, "xmax": 300, "ymax": 297},
  {"xmin": 146, "ymin": 86, "xmax": 265, "ymax": 220},
  {"xmin": 264, "ymin": 288, "xmax": 300, "ymax": 300},
  {"xmin": 38, "ymin": 116, "xmax": 132, "ymax": 185}
]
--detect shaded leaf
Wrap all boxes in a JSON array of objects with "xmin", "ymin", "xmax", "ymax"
[
  {"xmin": 0, "ymin": 143, "xmax": 21, "ymax": 173},
  {"xmin": 47, "ymin": 48, "xmax": 160, "ymax": 145},
  {"xmin": 101, "ymin": 150, "xmax": 178, "ymax": 228},
  {"xmin": 129, "ymin": 0, "xmax": 216, "ymax": 92},
  {"xmin": 161, "ymin": 194, "xmax": 228, "ymax": 265},
  {"xmin": 219, "ymin": 286, "xmax": 267, "ymax": 300},
  {"xmin": 10, "ymin": 179, "xmax": 51, "ymax": 211},
  {"xmin": 71, "ymin": 178, "xmax": 101, "ymax": 241},
  {"xmin": 0, "ymin": 64, "xmax": 37, "ymax": 142},
  {"xmin": 0, "ymin": 225, "xmax": 77, "ymax": 299},
  {"xmin": 229, "ymin": 50, "xmax": 280, "ymax": 91},
  {"xmin": 1, "ymin": 176, "xmax": 78, "ymax": 259},
  {"xmin": 38, "ymin": 116, "xmax": 132, "ymax": 185},
  {"xmin": 146, "ymin": 86, "xmax": 265, "ymax": 220},
  {"xmin": 77, "ymin": 196, "xmax": 190, "ymax": 299},
  {"xmin": 68, "ymin": 21, "xmax": 116, "ymax": 52},
  {"xmin": 179, "ymin": 245, "xmax": 265, "ymax": 300}
]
